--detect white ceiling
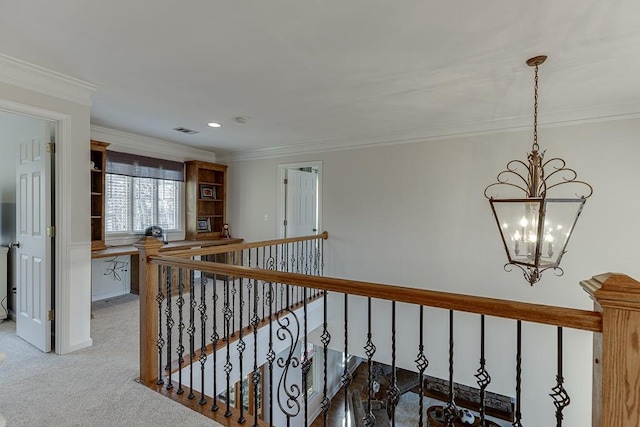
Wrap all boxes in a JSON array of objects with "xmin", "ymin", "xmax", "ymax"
[{"xmin": 2, "ymin": 1, "xmax": 640, "ymax": 158}]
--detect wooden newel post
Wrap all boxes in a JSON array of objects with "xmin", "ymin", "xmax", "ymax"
[
  {"xmin": 581, "ymin": 273, "xmax": 640, "ymax": 427},
  {"xmin": 134, "ymin": 237, "xmax": 165, "ymax": 386}
]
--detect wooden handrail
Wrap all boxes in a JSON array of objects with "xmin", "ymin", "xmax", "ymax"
[
  {"xmin": 163, "ymin": 231, "xmax": 329, "ymax": 258},
  {"xmin": 150, "ymin": 256, "xmax": 602, "ymax": 333}
]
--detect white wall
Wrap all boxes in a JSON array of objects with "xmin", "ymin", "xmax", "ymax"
[{"xmin": 227, "ymin": 116, "xmax": 640, "ymax": 426}]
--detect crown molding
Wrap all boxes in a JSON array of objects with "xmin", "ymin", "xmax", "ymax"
[
  {"xmin": 91, "ymin": 125, "xmax": 217, "ymax": 162},
  {"xmin": 220, "ymin": 102, "xmax": 640, "ymax": 162},
  {"xmin": 0, "ymin": 53, "xmax": 98, "ymax": 106}
]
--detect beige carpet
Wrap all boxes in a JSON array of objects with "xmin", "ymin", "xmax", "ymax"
[{"xmin": 0, "ymin": 294, "xmax": 219, "ymax": 427}]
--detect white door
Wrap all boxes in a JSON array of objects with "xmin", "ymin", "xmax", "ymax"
[
  {"xmin": 16, "ymin": 122, "xmax": 52, "ymax": 352},
  {"xmin": 285, "ymin": 169, "xmax": 318, "ymax": 238}
]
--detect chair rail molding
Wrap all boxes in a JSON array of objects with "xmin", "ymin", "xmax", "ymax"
[{"xmin": 0, "ymin": 53, "xmax": 98, "ymax": 106}]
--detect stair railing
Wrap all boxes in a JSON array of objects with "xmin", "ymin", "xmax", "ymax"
[{"xmin": 135, "ymin": 233, "xmax": 640, "ymax": 426}]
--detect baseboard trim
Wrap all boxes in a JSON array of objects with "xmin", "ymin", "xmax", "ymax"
[{"xmin": 68, "ymin": 338, "xmax": 93, "ymax": 353}]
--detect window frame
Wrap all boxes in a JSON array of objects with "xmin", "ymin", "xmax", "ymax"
[{"xmin": 104, "ymin": 173, "xmax": 185, "ymax": 245}]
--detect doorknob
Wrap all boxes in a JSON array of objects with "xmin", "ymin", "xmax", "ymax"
[
  {"xmin": 312, "ymin": 229, "xmax": 318, "ymax": 232},
  {"xmin": 8, "ymin": 241, "xmax": 20, "ymax": 249}
]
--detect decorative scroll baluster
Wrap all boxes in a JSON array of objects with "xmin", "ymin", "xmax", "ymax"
[
  {"xmin": 211, "ymin": 272, "xmax": 219, "ymax": 411},
  {"xmin": 237, "ymin": 278, "xmax": 246, "ymax": 424},
  {"xmin": 198, "ymin": 272, "xmax": 208, "ymax": 405},
  {"xmin": 341, "ymin": 294, "xmax": 352, "ymax": 424},
  {"xmin": 514, "ymin": 320, "xmax": 523, "ymax": 427},
  {"xmin": 251, "ymin": 279, "xmax": 261, "ymax": 427},
  {"xmin": 157, "ymin": 266, "xmax": 166, "ymax": 386},
  {"xmin": 415, "ymin": 305, "xmax": 429, "ymax": 427},
  {"xmin": 276, "ymin": 283, "xmax": 302, "ymax": 425},
  {"xmin": 164, "ymin": 266, "xmax": 174, "ymax": 390},
  {"xmin": 176, "ymin": 268, "xmax": 185, "ymax": 395},
  {"xmin": 475, "ymin": 315, "xmax": 491, "ymax": 424},
  {"xmin": 224, "ymin": 276, "xmax": 233, "ymax": 418},
  {"xmin": 364, "ymin": 297, "xmax": 377, "ymax": 427},
  {"xmin": 188, "ymin": 270, "xmax": 196, "ymax": 399},
  {"xmin": 550, "ymin": 327, "xmax": 570, "ymax": 427},
  {"xmin": 444, "ymin": 310, "xmax": 457, "ymax": 422},
  {"xmin": 321, "ymin": 289, "xmax": 331, "ymax": 426}
]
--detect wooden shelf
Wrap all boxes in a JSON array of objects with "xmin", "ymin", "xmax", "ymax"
[
  {"xmin": 185, "ymin": 161, "xmax": 227, "ymax": 240},
  {"xmin": 90, "ymin": 140, "xmax": 110, "ymax": 250}
]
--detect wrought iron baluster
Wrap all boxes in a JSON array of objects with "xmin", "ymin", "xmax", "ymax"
[
  {"xmin": 444, "ymin": 310, "xmax": 457, "ymax": 422},
  {"xmin": 164, "ymin": 266, "xmax": 174, "ymax": 390},
  {"xmin": 252, "ymin": 278, "xmax": 261, "ymax": 427},
  {"xmin": 514, "ymin": 320, "xmax": 523, "ymax": 427},
  {"xmin": 280, "ymin": 283, "xmax": 285, "ymax": 313},
  {"xmin": 550, "ymin": 327, "xmax": 570, "ymax": 427},
  {"xmin": 267, "ymin": 281, "xmax": 275, "ymax": 426},
  {"xmin": 198, "ymin": 271, "xmax": 208, "ymax": 405},
  {"xmin": 211, "ymin": 272, "xmax": 219, "ymax": 411},
  {"xmin": 320, "ymin": 237, "xmax": 324, "ymax": 277},
  {"xmin": 364, "ymin": 297, "xmax": 376, "ymax": 427},
  {"xmin": 237, "ymin": 278, "xmax": 246, "ymax": 424},
  {"xmin": 305, "ymin": 240, "xmax": 311, "ymax": 275},
  {"xmin": 262, "ymin": 247, "xmax": 266, "ymax": 321},
  {"xmin": 388, "ymin": 301, "xmax": 400, "ymax": 426},
  {"xmin": 341, "ymin": 293, "xmax": 352, "ymax": 424},
  {"xmin": 157, "ymin": 265, "xmax": 166, "ymax": 386},
  {"xmin": 188, "ymin": 270, "xmax": 196, "ymax": 399},
  {"xmin": 231, "ymin": 258, "xmax": 237, "ymax": 337},
  {"xmin": 301, "ymin": 287, "xmax": 309, "ymax": 427},
  {"xmin": 416, "ymin": 306, "xmax": 430, "ymax": 427},
  {"xmin": 224, "ymin": 276, "xmax": 233, "ymax": 418},
  {"xmin": 176, "ymin": 268, "xmax": 185, "ymax": 395},
  {"xmin": 321, "ymin": 289, "xmax": 331, "ymax": 426},
  {"xmin": 475, "ymin": 315, "xmax": 491, "ymax": 424},
  {"xmin": 276, "ymin": 285, "xmax": 301, "ymax": 425}
]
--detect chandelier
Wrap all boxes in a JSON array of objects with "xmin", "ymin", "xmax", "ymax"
[{"xmin": 484, "ymin": 56, "xmax": 593, "ymax": 285}]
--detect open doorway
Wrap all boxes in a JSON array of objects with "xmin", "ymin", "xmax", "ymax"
[
  {"xmin": 0, "ymin": 109, "xmax": 56, "ymax": 352},
  {"xmin": 277, "ymin": 162, "xmax": 322, "ymax": 239}
]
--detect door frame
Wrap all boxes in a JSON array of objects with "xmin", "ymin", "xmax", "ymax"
[
  {"xmin": 276, "ymin": 161, "xmax": 322, "ymax": 239},
  {"xmin": 0, "ymin": 98, "xmax": 70, "ymax": 354}
]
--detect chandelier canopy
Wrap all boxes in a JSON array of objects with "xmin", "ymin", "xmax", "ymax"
[{"xmin": 484, "ymin": 56, "xmax": 593, "ymax": 285}]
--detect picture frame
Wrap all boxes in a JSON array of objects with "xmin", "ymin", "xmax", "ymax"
[
  {"xmin": 200, "ymin": 184, "xmax": 214, "ymax": 199},
  {"xmin": 196, "ymin": 217, "xmax": 211, "ymax": 232}
]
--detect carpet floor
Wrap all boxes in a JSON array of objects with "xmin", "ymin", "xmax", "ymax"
[{"xmin": 0, "ymin": 294, "xmax": 218, "ymax": 427}]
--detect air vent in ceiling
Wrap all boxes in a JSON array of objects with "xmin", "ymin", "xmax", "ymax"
[{"xmin": 173, "ymin": 126, "xmax": 199, "ymax": 135}]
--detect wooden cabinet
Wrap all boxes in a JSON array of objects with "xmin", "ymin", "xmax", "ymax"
[
  {"xmin": 185, "ymin": 160, "xmax": 227, "ymax": 240},
  {"xmin": 90, "ymin": 140, "xmax": 109, "ymax": 250}
]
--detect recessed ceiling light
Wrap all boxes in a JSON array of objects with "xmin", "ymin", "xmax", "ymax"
[{"xmin": 208, "ymin": 122, "xmax": 222, "ymax": 128}]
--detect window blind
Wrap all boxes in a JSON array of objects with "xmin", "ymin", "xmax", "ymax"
[{"xmin": 106, "ymin": 151, "xmax": 184, "ymax": 181}]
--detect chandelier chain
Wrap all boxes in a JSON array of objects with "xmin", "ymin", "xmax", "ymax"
[{"xmin": 533, "ymin": 64, "xmax": 539, "ymax": 152}]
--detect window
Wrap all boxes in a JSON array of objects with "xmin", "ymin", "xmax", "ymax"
[
  {"xmin": 106, "ymin": 174, "xmax": 182, "ymax": 234},
  {"xmin": 104, "ymin": 151, "xmax": 184, "ymax": 237}
]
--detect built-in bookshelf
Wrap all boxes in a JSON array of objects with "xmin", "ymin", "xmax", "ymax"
[{"xmin": 185, "ymin": 160, "xmax": 227, "ymax": 240}]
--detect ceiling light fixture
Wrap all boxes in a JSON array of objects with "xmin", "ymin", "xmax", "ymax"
[
  {"xmin": 484, "ymin": 55, "xmax": 593, "ymax": 285},
  {"xmin": 208, "ymin": 122, "xmax": 222, "ymax": 128}
]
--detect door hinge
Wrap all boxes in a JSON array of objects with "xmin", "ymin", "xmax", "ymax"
[
  {"xmin": 47, "ymin": 310, "xmax": 55, "ymax": 321},
  {"xmin": 284, "ymin": 178, "xmax": 288, "ymax": 184},
  {"xmin": 284, "ymin": 220, "xmax": 288, "ymax": 226},
  {"xmin": 47, "ymin": 226, "xmax": 56, "ymax": 237},
  {"xmin": 46, "ymin": 142, "xmax": 56, "ymax": 153}
]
